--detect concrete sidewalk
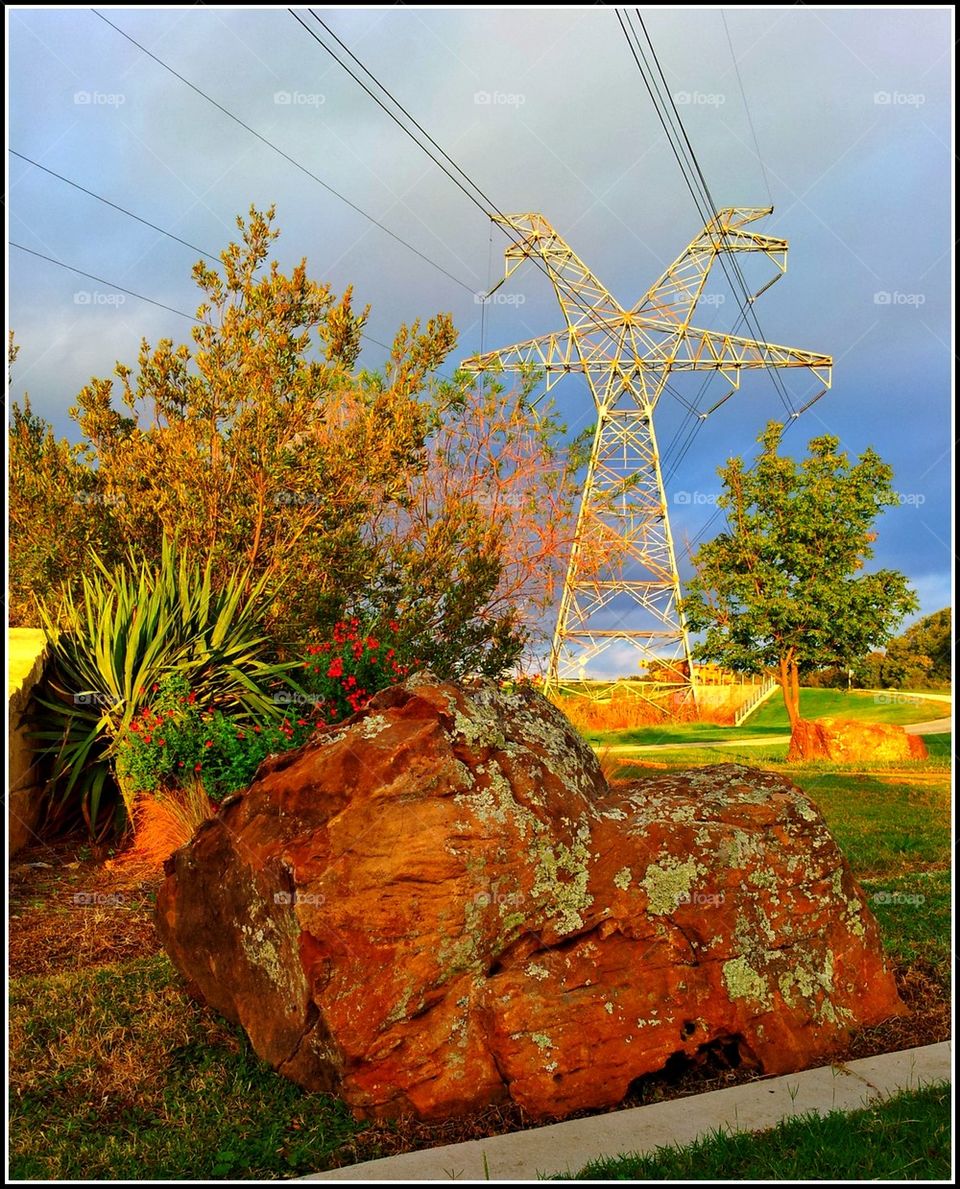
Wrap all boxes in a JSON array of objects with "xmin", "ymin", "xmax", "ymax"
[
  {"xmin": 904, "ymin": 718, "xmax": 952, "ymax": 735},
  {"xmin": 302, "ymin": 1041, "xmax": 950, "ymax": 1182}
]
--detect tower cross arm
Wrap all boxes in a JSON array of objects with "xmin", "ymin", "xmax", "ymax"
[
  {"xmin": 460, "ymin": 326, "xmax": 582, "ymax": 376},
  {"xmin": 664, "ymin": 324, "xmax": 833, "ymax": 386}
]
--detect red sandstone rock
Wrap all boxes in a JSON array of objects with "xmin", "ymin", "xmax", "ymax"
[
  {"xmin": 788, "ymin": 716, "xmax": 928, "ymax": 762},
  {"xmin": 156, "ymin": 674, "xmax": 904, "ymax": 1120}
]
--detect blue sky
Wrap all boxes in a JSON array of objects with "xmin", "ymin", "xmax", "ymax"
[{"xmin": 7, "ymin": 6, "xmax": 953, "ymax": 668}]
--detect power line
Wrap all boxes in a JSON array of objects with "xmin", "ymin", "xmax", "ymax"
[
  {"xmin": 90, "ymin": 9, "xmax": 478, "ymax": 295},
  {"xmin": 294, "ymin": 9, "xmax": 491, "ymax": 217},
  {"xmin": 9, "ymin": 153, "xmax": 403, "ymax": 357},
  {"xmin": 615, "ymin": 10, "xmax": 753, "ymax": 470},
  {"xmin": 10, "ymin": 149, "xmax": 217, "ymax": 260},
  {"xmin": 292, "ymin": 10, "xmax": 694, "ymax": 420},
  {"xmin": 632, "ymin": 11, "xmax": 796, "ymax": 416},
  {"xmin": 624, "ymin": 11, "xmax": 797, "ymax": 420},
  {"xmin": 721, "ymin": 10, "xmax": 773, "ymax": 208},
  {"xmin": 10, "ymin": 241, "xmax": 202, "ymax": 321},
  {"xmin": 293, "ymin": 9, "xmax": 807, "ymax": 459}
]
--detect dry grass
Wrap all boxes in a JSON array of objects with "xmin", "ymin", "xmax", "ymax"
[
  {"xmin": 553, "ymin": 692, "xmax": 683, "ymax": 732},
  {"xmin": 120, "ymin": 781, "xmax": 216, "ymax": 871},
  {"xmin": 9, "ymin": 840, "xmax": 160, "ymax": 978}
]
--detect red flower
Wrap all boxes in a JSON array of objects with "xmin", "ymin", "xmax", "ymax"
[
  {"xmin": 130, "ymin": 722, "xmax": 140, "ymax": 732},
  {"xmin": 366, "ymin": 636, "xmax": 379, "ymax": 650},
  {"xmin": 151, "ymin": 683, "xmax": 159, "ymax": 692},
  {"xmin": 194, "ymin": 762, "xmax": 202, "ymax": 771},
  {"xmin": 253, "ymin": 725, "xmax": 261, "ymax": 734},
  {"xmin": 158, "ymin": 739, "xmax": 166, "ymax": 746},
  {"xmin": 236, "ymin": 732, "xmax": 246, "ymax": 740},
  {"xmin": 178, "ymin": 761, "xmax": 184, "ymax": 768},
  {"xmin": 143, "ymin": 734, "xmax": 152, "ymax": 744},
  {"xmin": 296, "ymin": 718, "xmax": 307, "ymax": 726},
  {"xmin": 205, "ymin": 740, "xmax": 214, "ymax": 748},
  {"xmin": 187, "ymin": 691, "xmax": 197, "ymax": 705},
  {"xmin": 327, "ymin": 657, "xmax": 344, "ymax": 678}
]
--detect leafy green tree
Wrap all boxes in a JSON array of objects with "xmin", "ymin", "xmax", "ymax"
[
  {"xmin": 7, "ymin": 336, "xmax": 118, "ymax": 625},
  {"xmin": 683, "ymin": 422, "xmax": 917, "ymax": 751},
  {"xmin": 883, "ymin": 608, "xmax": 951, "ymax": 689},
  {"xmin": 9, "ymin": 208, "xmax": 585, "ymax": 675},
  {"xmin": 63, "ymin": 205, "xmax": 450, "ymax": 642}
]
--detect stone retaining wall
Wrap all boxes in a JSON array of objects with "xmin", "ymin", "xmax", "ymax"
[{"xmin": 8, "ymin": 629, "xmax": 49, "ymax": 855}]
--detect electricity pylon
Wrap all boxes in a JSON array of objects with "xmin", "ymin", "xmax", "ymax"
[{"xmin": 461, "ymin": 208, "xmax": 833, "ymax": 708}]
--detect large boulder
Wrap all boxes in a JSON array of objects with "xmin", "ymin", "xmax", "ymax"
[
  {"xmin": 788, "ymin": 716, "xmax": 928, "ymax": 762},
  {"xmin": 156, "ymin": 675, "xmax": 904, "ymax": 1121}
]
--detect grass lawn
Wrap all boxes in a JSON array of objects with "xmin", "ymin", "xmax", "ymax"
[
  {"xmin": 584, "ymin": 687, "xmax": 950, "ymax": 749},
  {"xmin": 921, "ymin": 732, "xmax": 953, "ymax": 760},
  {"xmin": 563, "ymin": 1083, "xmax": 951, "ymax": 1180},
  {"xmin": 8, "ymin": 701, "xmax": 952, "ymax": 1179},
  {"xmin": 9, "ymin": 955, "xmax": 361, "ymax": 1180},
  {"xmin": 749, "ymin": 687, "xmax": 949, "ymax": 730}
]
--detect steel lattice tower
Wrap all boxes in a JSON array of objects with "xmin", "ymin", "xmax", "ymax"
[{"xmin": 461, "ymin": 208, "xmax": 832, "ymax": 707}]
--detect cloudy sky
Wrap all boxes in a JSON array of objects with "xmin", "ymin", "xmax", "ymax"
[{"xmin": 7, "ymin": 6, "xmax": 952, "ymax": 670}]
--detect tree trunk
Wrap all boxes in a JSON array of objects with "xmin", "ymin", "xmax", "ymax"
[
  {"xmin": 778, "ymin": 655, "xmax": 801, "ymax": 729},
  {"xmin": 780, "ymin": 655, "xmax": 816, "ymax": 760}
]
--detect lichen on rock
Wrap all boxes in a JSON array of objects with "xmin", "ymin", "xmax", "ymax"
[{"xmin": 156, "ymin": 675, "xmax": 904, "ymax": 1122}]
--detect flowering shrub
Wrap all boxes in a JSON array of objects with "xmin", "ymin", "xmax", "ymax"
[
  {"xmin": 300, "ymin": 618, "xmax": 420, "ymax": 723},
  {"xmin": 116, "ymin": 624, "xmax": 421, "ymax": 801},
  {"xmin": 116, "ymin": 675, "xmax": 316, "ymax": 803}
]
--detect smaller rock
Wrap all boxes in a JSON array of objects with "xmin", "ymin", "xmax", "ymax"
[{"xmin": 788, "ymin": 717, "xmax": 928, "ymax": 763}]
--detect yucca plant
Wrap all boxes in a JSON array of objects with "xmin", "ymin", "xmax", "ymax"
[{"xmin": 33, "ymin": 538, "xmax": 303, "ymax": 838}]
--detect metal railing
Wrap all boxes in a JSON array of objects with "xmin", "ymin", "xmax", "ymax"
[{"xmin": 733, "ymin": 677, "xmax": 778, "ymax": 726}]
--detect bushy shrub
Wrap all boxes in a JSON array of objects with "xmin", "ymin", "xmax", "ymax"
[
  {"xmin": 299, "ymin": 618, "xmax": 418, "ymax": 722},
  {"xmin": 114, "ymin": 621, "xmax": 422, "ymax": 810},
  {"xmin": 34, "ymin": 540, "xmax": 301, "ymax": 838},
  {"xmin": 115, "ymin": 675, "xmax": 316, "ymax": 804}
]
